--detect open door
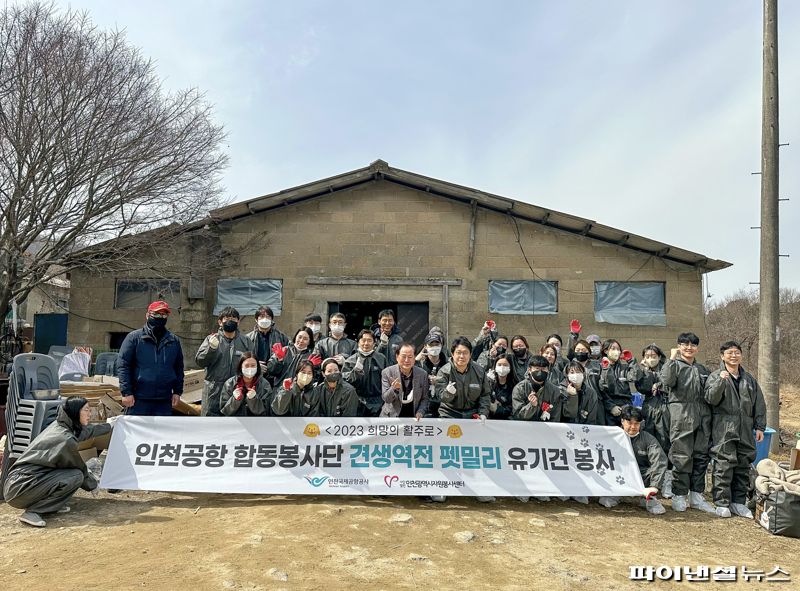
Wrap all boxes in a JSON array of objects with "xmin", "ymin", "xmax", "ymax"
[{"xmin": 329, "ymin": 302, "xmax": 429, "ymax": 349}]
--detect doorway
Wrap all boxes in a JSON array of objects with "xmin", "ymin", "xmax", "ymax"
[{"xmin": 328, "ymin": 302, "xmax": 429, "ymax": 349}]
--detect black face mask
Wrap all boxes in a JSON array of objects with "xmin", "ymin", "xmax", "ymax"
[
  {"xmin": 529, "ymin": 370, "xmax": 547, "ymax": 383},
  {"xmin": 147, "ymin": 317, "xmax": 167, "ymax": 336},
  {"xmin": 575, "ymin": 351, "xmax": 589, "ymax": 363},
  {"xmin": 513, "ymin": 347, "xmax": 527, "ymax": 358},
  {"xmin": 222, "ymin": 320, "xmax": 238, "ymax": 333},
  {"xmin": 325, "ymin": 372, "xmax": 341, "ymax": 385},
  {"xmin": 496, "ymin": 346, "xmax": 507, "ymax": 357}
]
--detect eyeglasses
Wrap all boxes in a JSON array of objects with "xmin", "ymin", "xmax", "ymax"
[
  {"xmin": 679, "ymin": 343, "xmax": 698, "ymax": 349},
  {"xmin": 149, "ymin": 312, "xmax": 168, "ymax": 319}
]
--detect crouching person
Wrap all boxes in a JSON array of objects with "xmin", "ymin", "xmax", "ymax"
[
  {"xmin": 3, "ymin": 397, "xmax": 112, "ymax": 527},
  {"xmin": 220, "ymin": 352, "xmax": 274, "ymax": 417},
  {"xmin": 704, "ymin": 341, "xmax": 767, "ymax": 519},
  {"xmin": 619, "ymin": 405, "xmax": 668, "ymax": 515}
]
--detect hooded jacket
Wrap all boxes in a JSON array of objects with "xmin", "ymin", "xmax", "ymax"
[{"xmin": 9, "ymin": 406, "xmax": 112, "ymax": 491}]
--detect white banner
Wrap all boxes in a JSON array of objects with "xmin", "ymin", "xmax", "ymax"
[{"xmin": 100, "ymin": 417, "xmax": 645, "ymax": 497}]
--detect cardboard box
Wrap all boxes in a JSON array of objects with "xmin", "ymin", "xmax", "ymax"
[
  {"xmin": 76, "ymin": 430, "xmax": 111, "ymax": 461},
  {"xmin": 790, "ymin": 443, "xmax": 800, "ymax": 471}
]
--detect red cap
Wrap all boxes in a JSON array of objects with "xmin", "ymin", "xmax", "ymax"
[{"xmin": 147, "ymin": 300, "xmax": 171, "ymax": 314}]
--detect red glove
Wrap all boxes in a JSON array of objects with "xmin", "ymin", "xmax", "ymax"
[
  {"xmin": 472, "ymin": 413, "xmax": 481, "ymax": 420},
  {"xmin": 541, "ymin": 401, "xmax": 552, "ymax": 413},
  {"xmin": 621, "ymin": 349, "xmax": 633, "ymax": 362},
  {"xmin": 570, "ymin": 319, "xmax": 582, "ymax": 334},
  {"xmin": 645, "ymin": 489, "xmax": 657, "ymax": 500},
  {"xmin": 282, "ymin": 378, "xmax": 293, "ymax": 390},
  {"xmin": 309, "ymin": 354, "xmax": 322, "ymax": 367},
  {"xmin": 272, "ymin": 344, "xmax": 288, "ymax": 361},
  {"xmin": 486, "ymin": 320, "xmax": 496, "ymax": 330},
  {"xmin": 233, "ymin": 388, "xmax": 244, "ymax": 401},
  {"xmin": 601, "ymin": 357, "xmax": 610, "ymax": 369}
]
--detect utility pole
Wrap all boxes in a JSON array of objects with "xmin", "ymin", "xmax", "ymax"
[{"xmin": 758, "ymin": 0, "xmax": 780, "ymax": 451}]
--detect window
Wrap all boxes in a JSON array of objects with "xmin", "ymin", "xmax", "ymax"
[
  {"xmin": 213, "ymin": 278, "xmax": 282, "ymax": 316},
  {"xmin": 115, "ymin": 279, "xmax": 181, "ymax": 310},
  {"xmin": 488, "ymin": 280, "xmax": 558, "ymax": 315},
  {"xmin": 594, "ymin": 282, "xmax": 666, "ymax": 326}
]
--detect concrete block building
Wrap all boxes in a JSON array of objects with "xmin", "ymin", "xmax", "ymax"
[{"xmin": 67, "ymin": 160, "xmax": 730, "ymax": 364}]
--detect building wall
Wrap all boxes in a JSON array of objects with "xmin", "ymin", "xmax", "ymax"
[{"xmin": 68, "ymin": 180, "xmax": 708, "ymax": 365}]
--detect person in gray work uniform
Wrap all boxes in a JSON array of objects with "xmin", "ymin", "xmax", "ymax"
[
  {"xmin": 659, "ymin": 332, "xmax": 714, "ymax": 513},
  {"xmin": 195, "ymin": 306, "xmax": 254, "ymax": 416},
  {"xmin": 3, "ymin": 397, "xmax": 112, "ymax": 527},
  {"xmin": 705, "ymin": 340, "xmax": 767, "ymax": 519},
  {"xmin": 598, "ymin": 405, "xmax": 669, "ymax": 515},
  {"xmin": 431, "ymin": 336, "xmax": 494, "ymax": 504}
]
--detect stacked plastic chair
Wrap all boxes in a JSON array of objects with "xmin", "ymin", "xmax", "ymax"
[{"xmin": 1, "ymin": 353, "xmax": 61, "ymax": 499}]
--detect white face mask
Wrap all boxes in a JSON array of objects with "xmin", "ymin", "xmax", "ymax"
[
  {"xmin": 297, "ymin": 373, "xmax": 312, "ymax": 387},
  {"xmin": 590, "ymin": 345, "xmax": 601, "ymax": 356},
  {"xmin": 567, "ymin": 373, "xmax": 584, "ymax": 387},
  {"xmin": 607, "ymin": 349, "xmax": 620, "ymax": 362},
  {"xmin": 358, "ymin": 347, "xmax": 374, "ymax": 356},
  {"xmin": 242, "ymin": 367, "xmax": 258, "ymax": 378},
  {"xmin": 495, "ymin": 365, "xmax": 511, "ymax": 377},
  {"xmin": 257, "ymin": 318, "xmax": 272, "ymax": 330},
  {"xmin": 427, "ymin": 346, "xmax": 442, "ymax": 357},
  {"xmin": 645, "ymin": 357, "xmax": 660, "ymax": 368},
  {"xmin": 308, "ymin": 323, "xmax": 321, "ymax": 334},
  {"xmin": 330, "ymin": 324, "xmax": 345, "ymax": 336}
]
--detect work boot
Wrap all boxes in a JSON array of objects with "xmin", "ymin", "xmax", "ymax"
[
  {"xmin": 598, "ymin": 496, "xmax": 619, "ymax": 508},
  {"xmin": 671, "ymin": 495, "xmax": 688, "ymax": 512},
  {"xmin": 516, "ymin": 496, "xmax": 530, "ymax": 503},
  {"xmin": 572, "ymin": 496, "xmax": 589, "ymax": 504},
  {"xmin": 730, "ymin": 503, "xmax": 754, "ymax": 519},
  {"xmin": 715, "ymin": 506, "xmax": 732, "ymax": 518},
  {"xmin": 428, "ymin": 496, "xmax": 447, "ymax": 503},
  {"xmin": 476, "ymin": 496, "xmax": 496, "ymax": 503},
  {"xmin": 646, "ymin": 498, "xmax": 666, "ymax": 515},
  {"xmin": 56, "ymin": 506, "xmax": 71, "ymax": 514},
  {"xmin": 19, "ymin": 511, "xmax": 46, "ymax": 527},
  {"xmin": 688, "ymin": 491, "xmax": 716, "ymax": 513}
]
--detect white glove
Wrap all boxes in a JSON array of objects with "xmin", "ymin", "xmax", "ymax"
[
  {"xmin": 611, "ymin": 405, "xmax": 622, "ymax": 417},
  {"xmin": 259, "ymin": 361, "xmax": 269, "ymax": 374},
  {"xmin": 445, "ymin": 381, "xmax": 457, "ymax": 395},
  {"xmin": 541, "ymin": 409, "xmax": 551, "ymax": 421},
  {"xmin": 380, "ymin": 333, "xmax": 389, "ymax": 344},
  {"xmin": 486, "ymin": 369, "xmax": 496, "ymax": 381},
  {"xmin": 403, "ymin": 389, "xmax": 414, "ymax": 404},
  {"xmin": 354, "ymin": 356, "xmax": 364, "ymax": 372},
  {"xmin": 489, "ymin": 400, "xmax": 499, "ymax": 413},
  {"xmin": 246, "ymin": 388, "xmax": 257, "ymax": 400},
  {"xmin": 478, "ymin": 414, "xmax": 487, "ymax": 424},
  {"xmin": 334, "ymin": 354, "xmax": 345, "ymax": 366},
  {"xmin": 208, "ymin": 334, "xmax": 219, "ymax": 349},
  {"xmin": 106, "ymin": 415, "xmax": 121, "ymax": 426},
  {"xmin": 233, "ymin": 388, "xmax": 244, "ymax": 401}
]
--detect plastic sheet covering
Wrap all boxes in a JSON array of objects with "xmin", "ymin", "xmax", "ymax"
[
  {"xmin": 488, "ymin": 280, "xmax": 557, "ymax": 315},
  {"xmin": 213, "ymin": 278, "xmax": 282, "ymax": 316},
  {"xmin": 594, "ymin": 282, "xmax": 666, "ymax": 326}
]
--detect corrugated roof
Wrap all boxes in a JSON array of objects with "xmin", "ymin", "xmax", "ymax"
[{"xmin": 210, "ymin": 160, "xmax": 731, "ymax": 273}]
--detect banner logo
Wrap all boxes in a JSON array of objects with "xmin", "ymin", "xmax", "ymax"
[
  {"xmin": 384, "ymin": 475, "xmax": 400, "ymax": 488},
  {"xmin": 303, "ymin": 423, "xmax": 321, "ymax": 437},
  {"xmin": 305, "ymin": 475, "xmax": 330, "ymax": 487}
]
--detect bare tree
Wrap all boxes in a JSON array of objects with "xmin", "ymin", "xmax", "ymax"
[
  {"xmin": 0, "ymin": 2, "xmax": 229, "ymax": 321},
  {"xmin": 705, "ymin": 287, "xmax": 800, "ymax": 386}
]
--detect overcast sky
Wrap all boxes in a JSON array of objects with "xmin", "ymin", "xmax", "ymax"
[{"xmin": 57, "ymin": 1, "xmax": 799, "ymax": 301}]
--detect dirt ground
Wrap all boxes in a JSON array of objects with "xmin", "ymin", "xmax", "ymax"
[{"xmin": 1, "ymin": 388, "xmax": 799, "ymax": 591}]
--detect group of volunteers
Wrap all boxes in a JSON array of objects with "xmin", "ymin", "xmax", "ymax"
[{"xmin": 2, "ymin": 298, "xmax": 767, "ymax": 527}]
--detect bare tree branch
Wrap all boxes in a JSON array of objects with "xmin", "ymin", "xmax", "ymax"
[{"xmin": 0, "ymin": 2, "xmax": 229, "ymax": 320}]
